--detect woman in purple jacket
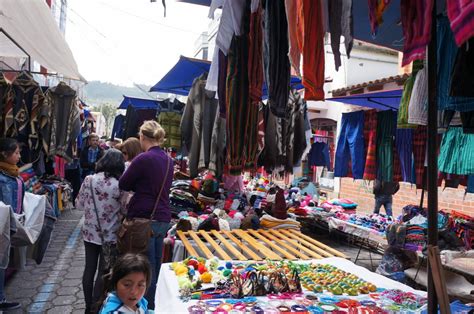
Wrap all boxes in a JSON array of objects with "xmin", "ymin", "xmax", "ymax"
[{"xmin": 118, "ymin": 120, "xmax": 173, "ymax": 309}]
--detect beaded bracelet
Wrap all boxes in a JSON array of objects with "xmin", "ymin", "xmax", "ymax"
[
  {"xmin": 291, "ymin": 304, "xmax": 308, "ymax": 312},
  {"xmin": 205, "ymin": 300, "xmax": 223, "ymax": 307},
  {"xmin": 319, "ymin": 304, "xmax": 339, "ymax": 312},
  {"xmin": 187, "ymin": 305, "xmax": 205, "ymax": 314}
]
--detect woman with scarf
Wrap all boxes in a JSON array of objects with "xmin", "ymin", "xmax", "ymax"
[{"xmin": 0, "ymin": 138, "xmax": 23, "ymax": 310}]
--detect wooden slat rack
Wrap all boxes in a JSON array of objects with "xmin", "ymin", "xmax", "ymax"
[{"xmin": 176, "ymin": 229, "xmax": 347, "ymax": 261}]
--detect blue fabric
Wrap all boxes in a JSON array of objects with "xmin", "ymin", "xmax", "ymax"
[
  {"xmin": 145, "ymin": 221, "xmax": 170, "ymax": 309},
  {"xmin": 99, "ymin": 292, "xmax": 148, "ymax": 314},
  {"xmin": 117, "ymin": 96, "xmax": 161, "ymax": 110},
  {"xmin": 308, "ymin": 142, "xmax": 331, "ymax": 169},
  {"xmin": 334, "ymin": 111, "xmax": 366, "ymax": 179},
  {"xmin": 374, "ymin": 195, "xmax": 393, "ymax": 217},
  {"xmin": 111, "ymin": 114, "xmax": 125, "ymax": 140},
  {"xmin": 88, "ymin": 148, "xmax": 99, "ymax": 165},
  {"xmin": 437, "ymin": 17, "xmax": 474, "ymax": 111},
  {"xmin": 0, "ymin": 172, "xmax": 24, "ymax": 214},
  {"xmin": 149, "ymin": 56, "xmax": 303, "ymax": 98},
  {"xmin": 467, "ymin": 176, "xmax": 474, "ymax": 194},
  {"xmin": 396, "ymin": 128, "xmax": 415, "ymax": 183},
  {"xmin": 329, "ymin": 90, "xmax": 402, "ymax": 110}
]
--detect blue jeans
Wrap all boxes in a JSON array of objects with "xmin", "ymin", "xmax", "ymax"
[
  {"xmin": 374, "ymin": 195, "xmax": 393, "ymax": 217},
  {"xmin": 145, "ymin": 221, "xmax": 169, "ymax": 309}
]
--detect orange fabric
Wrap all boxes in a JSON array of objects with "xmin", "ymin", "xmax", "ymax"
[
  {"xmin": 285, "ymin": 0, "xmax": 302, "ymax": 77},
  {"xmin": 301, "ymin": 0, "xmax": 325, "ymax": 101}
]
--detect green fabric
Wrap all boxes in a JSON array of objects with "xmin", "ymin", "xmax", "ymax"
[
  {"xmin": 158, "ymin": 112, "xmax": 182, "ymax": 149},
  {"xmin": 397, "ymin": 60, "xmax": 424, "ymax": 129},
  {"xmin": 377, "ymin": 110, "xmax": 397, "ymax": 182},
  {"xmin": 438, "ymin": 127, "xmax": 474, "ymax": 175}
]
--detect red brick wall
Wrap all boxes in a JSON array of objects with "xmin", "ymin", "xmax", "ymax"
[{"xmin": 339, "ymin": 178, "xmax": 474, "ymax": 218}]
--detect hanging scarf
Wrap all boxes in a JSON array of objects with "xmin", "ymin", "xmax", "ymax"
[{"xmin": 0, "ymin": 161, "xmax": 19, "ymax": 177}]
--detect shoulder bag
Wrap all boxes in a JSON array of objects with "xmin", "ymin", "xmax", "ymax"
[
  {"xmin": 89, "ymin": 177, "xmax": 119, "ymax": 272},
  {"xmin": 117, "ymin": 157, "xmax": 171, "ymax": 254}
]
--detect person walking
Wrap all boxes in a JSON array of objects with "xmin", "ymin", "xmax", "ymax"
[
  {"xmin": 373, "ymin": 179, "xmax": 400, "ymax": 217},
  {"xmin": 80, "ymin": 133, "xmax": 104, "ymax": 179},
  {"xmin": 0, "ymin": 138, "xmax": 23, "ymax": 311},
  {"xmin": 76, "ymin": 149, "xmax": 126, "ymax": 313},
  {"xmin": 119, "ymin": 121, "xmax": 173, "ymax": 310}
]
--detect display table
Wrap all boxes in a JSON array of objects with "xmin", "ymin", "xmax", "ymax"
[
  {"xmin": 176, "ymin": 229, "xmax": 347, "ymax": 261},
  {"xmin": 154, "ymin": 257, "xmax": 427, "ymax": 313}
]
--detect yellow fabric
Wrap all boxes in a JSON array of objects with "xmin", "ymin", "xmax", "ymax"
[
  {"xmin": 57, "ymin": 188, "xmax": 63, "ymax": 211},
  {"xmin": 0, "ymin": 161, "xmax": 19, "ymax": 177}
]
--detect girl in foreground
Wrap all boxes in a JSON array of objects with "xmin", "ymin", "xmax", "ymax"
[{"xmin": 99, "ymin": 254, "xmax": 153, "ymax": 314}]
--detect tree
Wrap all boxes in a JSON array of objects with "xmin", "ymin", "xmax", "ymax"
[{"xmin": 92, "ymin": 103, "xmax": 117, "ymax": 137}]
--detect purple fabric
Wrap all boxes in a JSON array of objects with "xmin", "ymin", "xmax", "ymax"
[{"xmin": 119, "ymin": 146, "xmax": 173, "ymax": 222}]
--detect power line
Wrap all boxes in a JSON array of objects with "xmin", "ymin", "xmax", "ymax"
[{"xmin": 69, "ymin": 7, "xmax": 108, "ymax": 39}]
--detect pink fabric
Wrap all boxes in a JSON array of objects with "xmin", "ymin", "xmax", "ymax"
[
  {"xmin": 223, "ymin": 174, "xmax": 245, "ymax": 193},
  {"xmin": 447, "ymin": 0, "xmax": 474, "ymax": 46},
  {"xmin": 54, "ymin": 156, "xmax": 66, "ymax": 178}
]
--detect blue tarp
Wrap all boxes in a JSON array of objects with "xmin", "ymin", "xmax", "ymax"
[
  {"xmin": 117, "ymin": 95, "xmax": 161, "ymax": 110},
  {"xmin": 327, "ymin": 89, "xmax": 403, "ymax": 110},
  {"xmin": 150, "ymin": 55, "xmax": 303, "ymax": 97},
  {"xmin": 176, "ymin": 0, "xmax": 403, "ymax": 52}
]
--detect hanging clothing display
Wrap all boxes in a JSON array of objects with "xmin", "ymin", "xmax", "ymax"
[
  {"xmin": 363, "ymin": 109, "xmax": 378, "ymax": 181},
  {"xmin": 439, "ymin": 126, "xmax": 474, "ymax": 175},
  {"xmin": 111, "ymin": 114, "xmax": 125, "ymax": 140},
  {"xmin": 376, "ymin": 110, "xmax": 397, "ymax": 182},
  {"xmin": 413, "ymin": 125, "xmax": 427, "ymax": 188},
  {"xmin": 328, "ymin": 0, "xmax": 353, "ymax": 71},
  {"xmin": 226, "ymin": 0, "xmax": 250, "ymax": 175},
  {"xmin": 285, "ymin": 90, "xmax": 307, "ymax": 172},
  {"xmin": 208, "ymin": 108, "xmax": 226, "ymax": 179},
  {"xmin": 397, "ymin": 60, "xmax": 423, "ymax": 129},
  {"xmin": 122, "ymin": 106, "xmax": 158, "ymax": 140},
  {"xmin": 396, "ymin": 128, "xmax": 415, "ymax": 183},
  {"xmin": 407, "ymin": 66, "xmax": 428, "ymax": 126},
  {"xmin": 158, "ymin": 112, "xmax": 182, "ymax": 150},
  {"xmin": 334, "ymin": 111, "xmax": 365, "ymax": 179},
  {"xmin": 437, "ymin": 16, "xmax": 474, "ymax": 112},
  {"xmin": 0, "ymin": 73, "xmax": 11, "ymax": 137},
  {"xmin": 44, "ymin": 82, "xmax": 81, "ymax": 162},
  {"xmin": 368, "ymin": 0, "xmax": 392, "ymax": 35},
  {"xmin": 400, "ymin": 0, "xmax": 433, "ymax": 66},
  {"xmin": 284, "ymin": 0, "xmax": 302, "ymax": 77},
  {"xmin": 450, "ymin": 38, "xmax": 474, "ymax": 98},
  {"xmin": 308, "ymin": 142, "xmax": 330, "ymax": 169},
  {"xmin": 181, "ymin": 73, "xmax": 219, "ymax": 178},
  {"xmin": 263, "ymin": 0, "xmax": 291, "ymax": 118},
  {"xmin": 446, "ymin": 0, "xmax": 474, "ymax": 46},
  {"xmin": 301, "ymin": 0, "xmax": 325, "ymax": 101}
]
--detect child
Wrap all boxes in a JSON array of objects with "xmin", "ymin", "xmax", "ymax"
[{"xmin": 99, "ymin": 254, "xmax": 152, "ymax": 313}]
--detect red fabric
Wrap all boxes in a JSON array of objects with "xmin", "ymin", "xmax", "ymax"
[
  {"xmin": 400, "ymin": 0, "xmax": 434, "ymax": 66},
  {"xmin": 363, "ymin": 110, "xmax": 378, "ymax": 180},
  {"xmin": 248, "ymin": 4, "xmax": 264, "ymax": 104},
  {"xmin": 301, "ymin": 0, "xmax": 325, "ymax": 100},
  {"xmin": 447, "ymin": 0, "xmax": 474, "ymax": 46},
  {"xmin": 393, "ymin": 143, "xmax": 403, "ymax": 182},
  {"xmin": 413, "ymin": 126, "xmax": 427, "ymax": 189}
]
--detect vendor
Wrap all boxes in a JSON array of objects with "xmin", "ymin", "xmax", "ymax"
[
  {"xmin": 373, "ymin": 179, "xmax": 399, "ymax": 217},
  {"xmin": 0, "ymin": 138, "xmax": 23, "ymax": 310}
]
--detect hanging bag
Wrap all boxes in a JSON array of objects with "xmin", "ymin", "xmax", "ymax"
[
  {"xmin": 89, "ymin": 178, "xmax": 119, "ymax": 272},
  {"xmin": 117, "ymin": 157, "xmax": 171, "ymax": 254}
]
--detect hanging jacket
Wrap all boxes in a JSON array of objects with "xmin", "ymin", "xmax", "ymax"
[
  {"xmin": 44, "ymin": 82, "xmax": 81, "ymax": 162},
  {"xmin": 0, "ymin": 73, "xmax": 13, "ymax": 137}
]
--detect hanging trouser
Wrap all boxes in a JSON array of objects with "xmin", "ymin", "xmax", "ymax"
[
  {"xmin": 363, "ymin": 109, "xmax": 378, "ymax": 180},
  {"xmin": 396, "ymin": 128, "xmax": 415, "ymax": 183},
  {"xmin": 226, "ymin": 1, "xmax": 250, "ymax": 174},
  {"xmin": 376, "ymin": 110, "xmax": 397, "ymax": 182},
  {"xmin": 301, "ymin": 0, "xmax": 325, "ymax": 101},
  {"xmin": 334, "ymin": 111, "xmax": 365, "ymax": 179},
  {"xmin": 413, "ymin": 125, "xmax": 427, "ymax": 189}
]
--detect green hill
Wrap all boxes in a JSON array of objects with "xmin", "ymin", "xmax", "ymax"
[{"xmin": 82, "ymin": 81, "xmax": 154, "ymax": 106}]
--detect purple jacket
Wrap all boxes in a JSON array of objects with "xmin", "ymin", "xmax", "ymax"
[{"xmin": 119, "ymin": 146, "xmax": 173, "ymax": 222}]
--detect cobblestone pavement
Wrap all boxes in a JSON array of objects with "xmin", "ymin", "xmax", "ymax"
[
  {"xmin": 6, "ymin": 209, "xmax": 86, "ymax": 314},
  {"xmin": 5, "ymin": 208, "xmax": 382, "ymax": 313}
]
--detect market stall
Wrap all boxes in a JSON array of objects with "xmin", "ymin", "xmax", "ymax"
[{"xmin": 155, "ymin": 257, "xmax": 428, "ymax": 313}]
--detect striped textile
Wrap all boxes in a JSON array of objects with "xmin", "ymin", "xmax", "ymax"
[
  {"xmin": 439, "ymin": 127, "xmax": 474, "ymax": 175},
  {"xmin": 376, "ymin": 110, "xmax": 397, "ymax": 182},
  {"xmin": 447, "ymin": 0, "xmax": 474, "ymax": 46},
  {"xmin": 413, "ymin": 125, "xmax": 427, "ymax": 188},
  {"xmin": 363, "ymin": 109, "xmax": 378, "ymax": 180}
]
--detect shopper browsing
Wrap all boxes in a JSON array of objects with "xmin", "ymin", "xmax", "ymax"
[
  {"xmin": 373, "ymin": 179, "xmax": 400, "ymax": 217},
  {"xmin": 99, "ymin": 254, "xmax": 152, "ymax": 313},
  {"xmin": 0, "ymin": 138, "xmax": 22, "ymax": 311},
  {"xmin": 76, "ymin": 148, "xmax": 126, "ymax": 313},
  {"xmin": 119, "ymin": 120, "xmax": 173, "ymax": 309},
  {"xmin": 118, "ymin": 137, "xmax": 143, "ymax": 169},
  {"xmin": 81, "ymin": 133, "xmax": 104, "ymax": 179}
]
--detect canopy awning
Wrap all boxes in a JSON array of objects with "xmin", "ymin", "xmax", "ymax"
[
  {"xmin": 118, "ymin": 95, "xmax": 161, "ymax": 110},
  {"xmin": 327, "ymin": 89, "xmax": 402, "ymax": 110},
  {"xmin": 0, "ymin": 0, "xmax": 85, "ymax": 81},
  {"xmin": 150, "ymin": 55, "xmax": 303, "ymax": 97},
  {"xmin": 175, "ymin": 0, "xmax": 403, "ymax": 51}
]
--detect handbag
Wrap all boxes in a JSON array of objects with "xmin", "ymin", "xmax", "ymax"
[
  {"xmin": 117, "ymin": 157, "xmax": 171, "ymax": 254},
  {"xmin": 89, "ymin": 178, "xmax": 119, "ymax": 272}
]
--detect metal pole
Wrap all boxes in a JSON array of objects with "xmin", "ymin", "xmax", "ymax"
[{"xmin": 427, "ymin": 4, "xmax": 438, "ymax": 313}]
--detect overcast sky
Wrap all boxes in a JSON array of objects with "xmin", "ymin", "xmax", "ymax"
[{"xmin": 66, "ymin": 0, "xmax": 210, "ymax": 86}]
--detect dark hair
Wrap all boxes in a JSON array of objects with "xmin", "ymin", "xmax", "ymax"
[
  {"xmin": 97, "ymin": 254, "xmax": 151, "ymax": 310},
  {"xmin": 0, "ymin": 138, "xmax": 19, "ymax": 162},
  {"xmin": 95, "ymin": 148, "xmax": 125, "ymax": 179}
]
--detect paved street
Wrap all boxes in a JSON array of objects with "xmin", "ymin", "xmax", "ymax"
[{"xmin": 4, "ymin": 209, "xmax": 382, "ymax": 313}]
